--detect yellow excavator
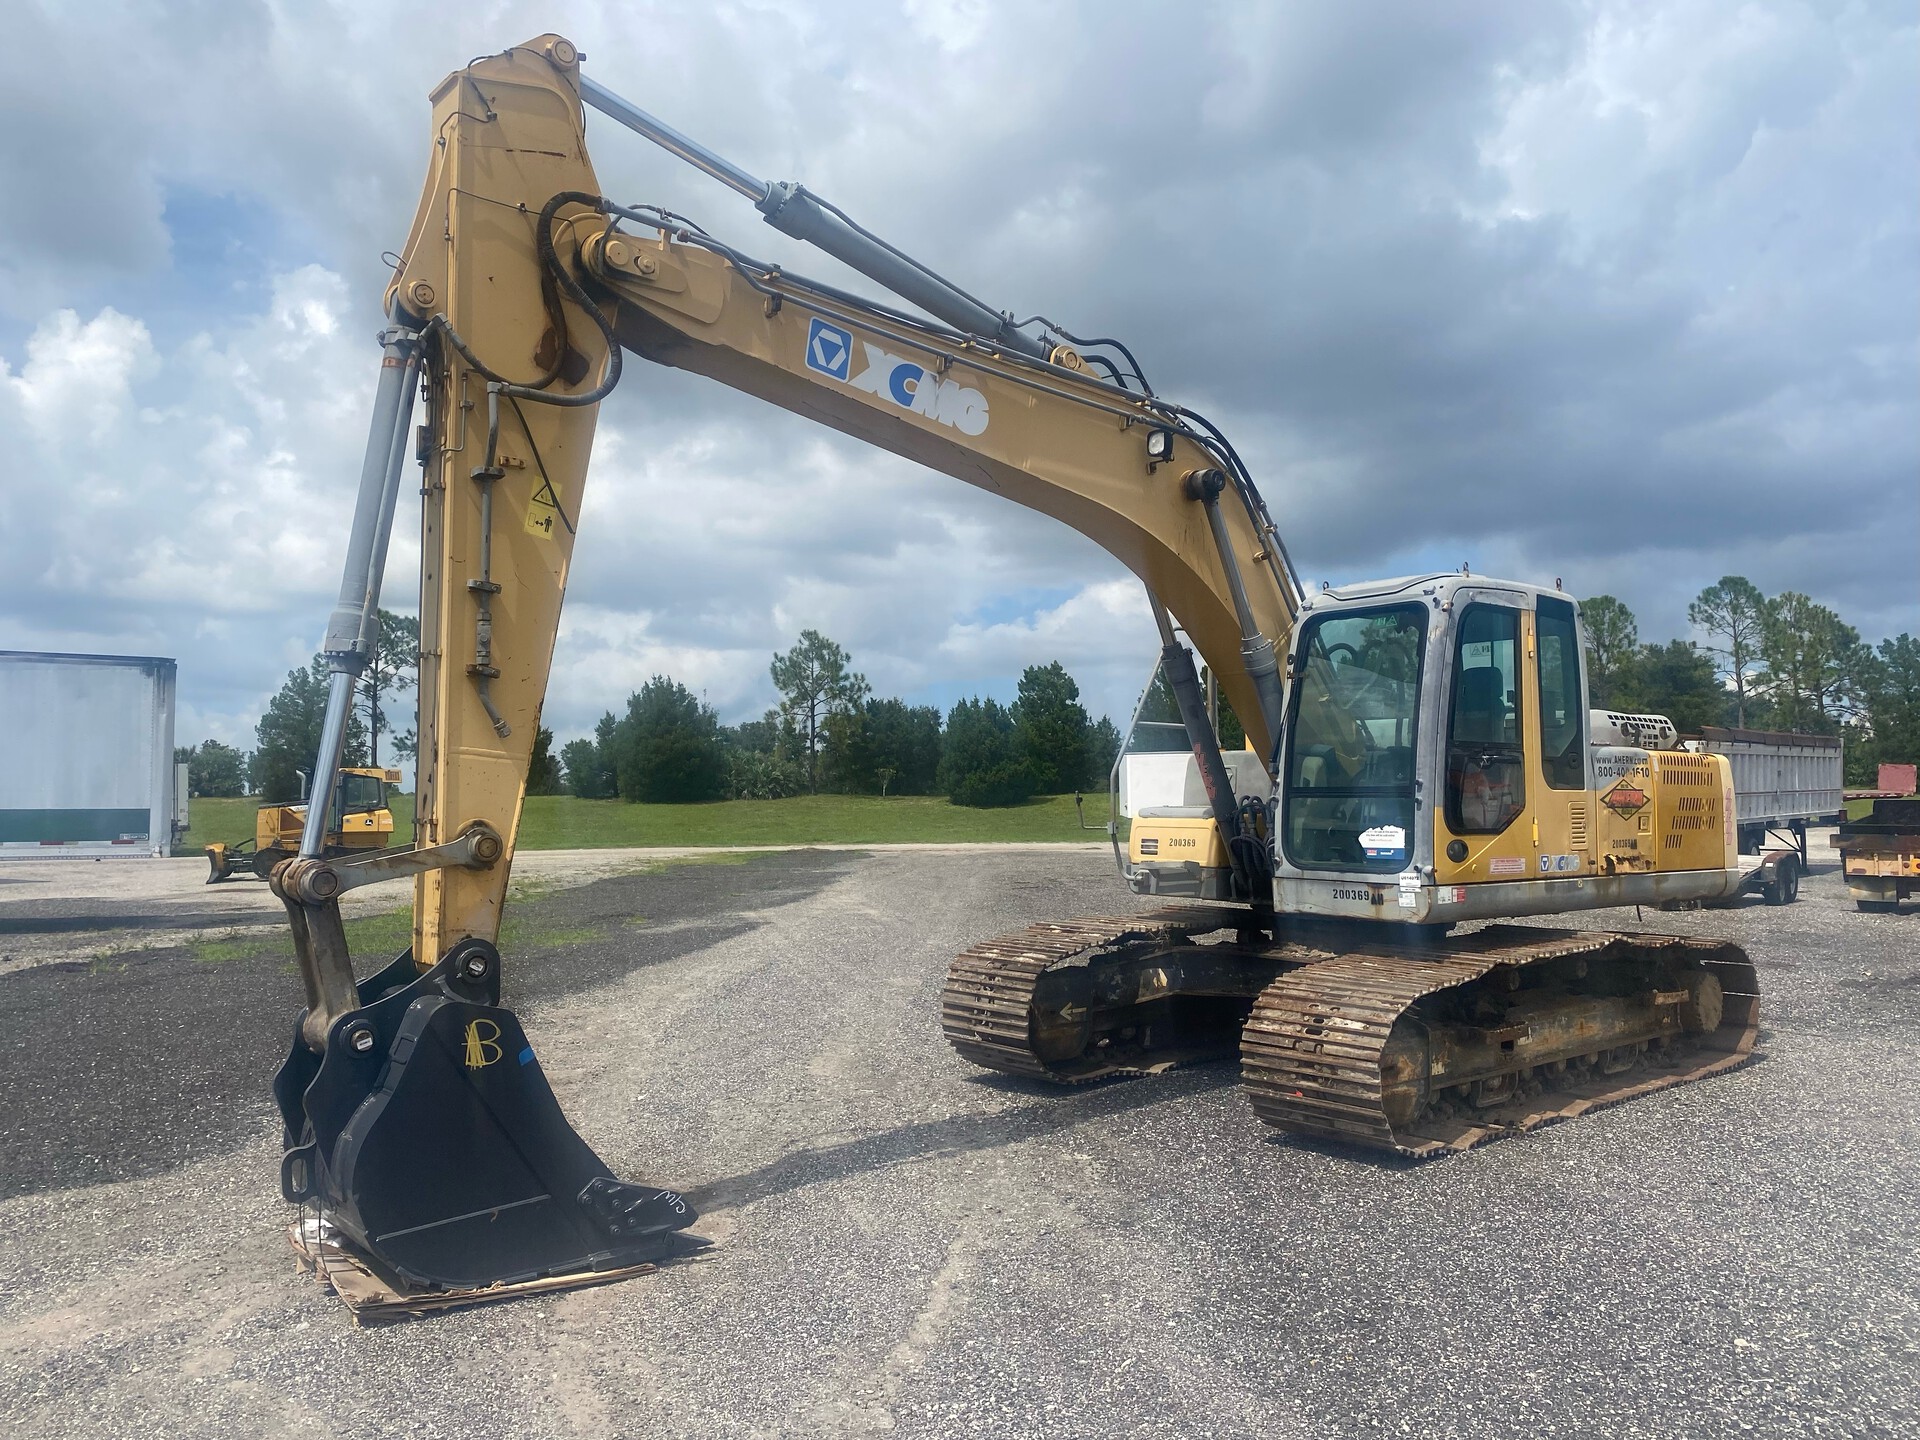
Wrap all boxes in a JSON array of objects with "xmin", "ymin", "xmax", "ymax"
[
  {"xmin": 266, "ymin": 36, "xmax": 1760, "ymax": 1304},
  {"xmin": 205, "ymin": 766, "xmax": 400, "ymax": 882}
]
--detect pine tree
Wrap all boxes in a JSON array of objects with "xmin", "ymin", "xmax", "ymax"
[
  {"xmin": 1579, "ymin": 596, "xmax": 1639, "ymax": 708},
  {"xmin": 251, "ymin": 657, "xmax": 368, "ymax": 801},
  {"xmin": 1687, "ymin": 577, "xmax": 1767, "ymax": 727},
  {"xmin": 770, "ymin": 631, "xmax": 868, "ymax": 793},
  {"xmin": 1012, "ymin": 662, "xmax": 1092, "ymax": 793}
]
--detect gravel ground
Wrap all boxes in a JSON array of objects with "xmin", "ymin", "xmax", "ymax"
[
  {"xmin": 0, "ymin": 845, "xmax": 977, "ymax": 977},
  {"xmin": 1, "ymin": 840, "xmax": 1915, "ymax": 1439}
]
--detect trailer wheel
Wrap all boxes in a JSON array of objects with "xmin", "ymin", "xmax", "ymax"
[{"xmin": 1764, "ymin": 857, "xmax": 1799, "ymax": 906}]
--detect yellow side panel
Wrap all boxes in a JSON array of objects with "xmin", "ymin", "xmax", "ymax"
[
  {"xmin": 1591, "ymin": 755, "xmax": 1658, "ymax": 875},
  {"xmin": 1646, "ymin": 751, "xmax": 1735, "ymax": 874},
  {"xmin": 1129, "ymin": 815, "xmax": 1229, "ymax": 868}
]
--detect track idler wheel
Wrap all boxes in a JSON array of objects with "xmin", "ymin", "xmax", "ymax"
[{"xmin": 274, "ymin": 939, "xmax": 696, "ymax": 1290}]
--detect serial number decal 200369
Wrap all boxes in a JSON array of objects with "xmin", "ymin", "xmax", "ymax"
[
  {"xmin": 805, "ymin": 317, "xmax": 990, "ymax": 436},
  {"xmin": 1331, "ymin": 886, "xmax": 1382, "ymax": 904}
]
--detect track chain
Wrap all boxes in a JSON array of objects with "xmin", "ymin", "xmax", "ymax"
[
  {"xmin": 938, "ymin": 905, "xmax": 1247, "ymax": 1081},
  {"xmin": 1241, "ymin": 926, "xmax": 1761, "ymax": 1157}
]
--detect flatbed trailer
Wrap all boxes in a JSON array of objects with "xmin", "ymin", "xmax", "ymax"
[{"xmin": 1835, "ymin": 797, "xmax": 1920, "ymax": 912}]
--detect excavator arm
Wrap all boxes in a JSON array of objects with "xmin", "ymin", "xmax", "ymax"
[{"xmin": 271, "ymin": 34, "xmax": 1301, "ymax": 1298}]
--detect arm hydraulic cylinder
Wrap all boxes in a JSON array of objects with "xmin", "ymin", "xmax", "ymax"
[
  {"xmin": 300, "ymin": 321, "xmax": 420, "ymax": 858},
  {"xmin": 580, "ymin": 75, "xmax": 1048, "ymax": 360}
]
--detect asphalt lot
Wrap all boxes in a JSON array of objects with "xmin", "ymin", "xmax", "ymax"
[{"xmin": 1, "ymin": 841, "xmax": 1915, "ymax": 1439}]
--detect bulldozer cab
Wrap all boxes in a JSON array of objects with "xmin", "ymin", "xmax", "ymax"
[
  {"xmin": 265, "ymin": 767, "xmax": 398, "ymax": 848},
  {"xmin": 206, "ymin": 767, "xmax": 401, "ymax": 882},
  {"xmin": 276, "ymin": 767, "xmax": 399, "ymax": 849},
  {"xmin": 326, "ymin": 768, "xmax": 395, "ymax": 843},
  {"xmin": 336, "ymin": 768, "xmax": 390, "ymax": 813}
]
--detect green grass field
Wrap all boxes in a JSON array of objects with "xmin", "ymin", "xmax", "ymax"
[
  {"xmin": 181, "ymin": 790, "xmax": 1113, "ymax": 853},
  {"xmin": 186, "ymin": 786, "xmax": 1896, "ymax": 857}
]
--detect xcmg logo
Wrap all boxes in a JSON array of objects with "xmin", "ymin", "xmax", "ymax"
[{"xmin": 804, "ymin": 316, "xmax": 989, "ymax": 436}]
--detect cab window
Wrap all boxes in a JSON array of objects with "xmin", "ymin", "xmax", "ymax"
[
  {"xmin": 1281, "ymin": 604, "xmax": 1427, "ymax": 871},
  {"xmin": 337, "ymin": 772, "xmax": 386, "ymax": 815},
  {"xmin": 1535, "ymin": 596, "xmax": 1585, "ymax": 790},
  {"xmin": 1445, "ymin": 605, "xmax": 1525, "ymax": 834}
]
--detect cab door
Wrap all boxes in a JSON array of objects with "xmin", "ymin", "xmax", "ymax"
[
  {"xmin": 1433, "ymin": 601, "xmax": 1532, "ymax": 884},
  {"xmin": 1529, "ymin": 595, "xmax": 1593, "ymax": 879}
]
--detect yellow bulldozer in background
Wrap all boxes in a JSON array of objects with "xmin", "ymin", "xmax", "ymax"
[{"xmin": 204, "ymin": 767, "xmax": 400, "ymax": 882}]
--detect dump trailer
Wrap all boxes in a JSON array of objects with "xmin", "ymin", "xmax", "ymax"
[
  {"xmin": 1836, "ymin": 797, "xmax": 1920, "ymax": 912},
  {"xmin": 0, "ymin": 651, "xmax": 178, "ymax": 859},
  {"xmin": 1691, "ymin": 726, "xmax": 1844, "ymax": 860}
]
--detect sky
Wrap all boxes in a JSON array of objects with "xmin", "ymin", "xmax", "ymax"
[{"xmin": 2, "ymin": 0, "xmax": 1914, "ymax": 764}]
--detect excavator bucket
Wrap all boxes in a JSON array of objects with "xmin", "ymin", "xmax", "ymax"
[{"xmin": 274, "ymin": 942, "xmax": 697, "ymax": 1294}]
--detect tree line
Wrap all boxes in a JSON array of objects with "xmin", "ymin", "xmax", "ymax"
[
  {"xmin": 559, "ymin": 630, "xmax": 1123, "ymax": 808},
  {"xmin": 180, "ymin": 621, "xmax": 1123, "ymax": 810},
  {"xmin": 176, "ymin": 579, "xmax": 1915, "ymax": 805},
  {"xmin": 1582, "ymin": 577, "xmax": 1916, "ymax": 784}
]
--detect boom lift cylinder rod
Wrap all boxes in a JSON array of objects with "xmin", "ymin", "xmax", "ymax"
[
  {"xmin": 580, "ymin": 73, "xmax": 1049, "ymax": 360},
  {"xmin": 1149, "ymin": 593, "xmax": 1260, "ymax": 902},
  {"xmin": 300, "ymin": 319, "xmax": 421, "ymax": 858},
  {"xmin": 1183, "ymin": 467, "xmax": 1287, "ymax": 751}
]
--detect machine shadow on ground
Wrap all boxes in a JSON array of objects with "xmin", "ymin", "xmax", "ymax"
[{"xmin": 686, "ymin": 1065, "xmax": 1242, "ymax": 1211}]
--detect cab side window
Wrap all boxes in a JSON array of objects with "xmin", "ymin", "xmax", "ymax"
[
  {"xmin": 1446, "ymin": 605, "xmax": 1526, "ymax": 834},
  {"xmin": 1536, "ymin": 596, "xmax": 1586, "ymax": 790}
]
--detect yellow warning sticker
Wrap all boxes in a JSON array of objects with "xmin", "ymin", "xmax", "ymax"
[{"xmin": 524, "ymin": 478, "xmax": 561, "ymax": 539}]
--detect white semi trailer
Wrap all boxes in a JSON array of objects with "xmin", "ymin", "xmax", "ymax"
[
  {"xmin": 0, "ymin": 651, "xmax": 180, "ymax": 859},
  {"xmin": 1690, "ymin": 725, "xmax": 1845, "ymax": 858}
]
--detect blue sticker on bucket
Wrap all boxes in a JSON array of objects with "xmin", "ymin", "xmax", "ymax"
[{"xmin": 518, "ymin": 1046, "xmax": 536, "ymax": 1066}]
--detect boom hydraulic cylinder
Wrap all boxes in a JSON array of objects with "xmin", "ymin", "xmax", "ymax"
[{"xmin": 1150, "ymin": 594, "xmax": 1264, "ymax": 902}]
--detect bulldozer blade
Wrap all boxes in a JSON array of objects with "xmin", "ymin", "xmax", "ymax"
[{"xmin": 275, "ymin": 941, "xmax": 696, "ymax": 1291}]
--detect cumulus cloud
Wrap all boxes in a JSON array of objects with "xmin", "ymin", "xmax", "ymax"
[{"xmin": 1, "ymin": 0, "xmax": 1913, "ymax": 759}]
